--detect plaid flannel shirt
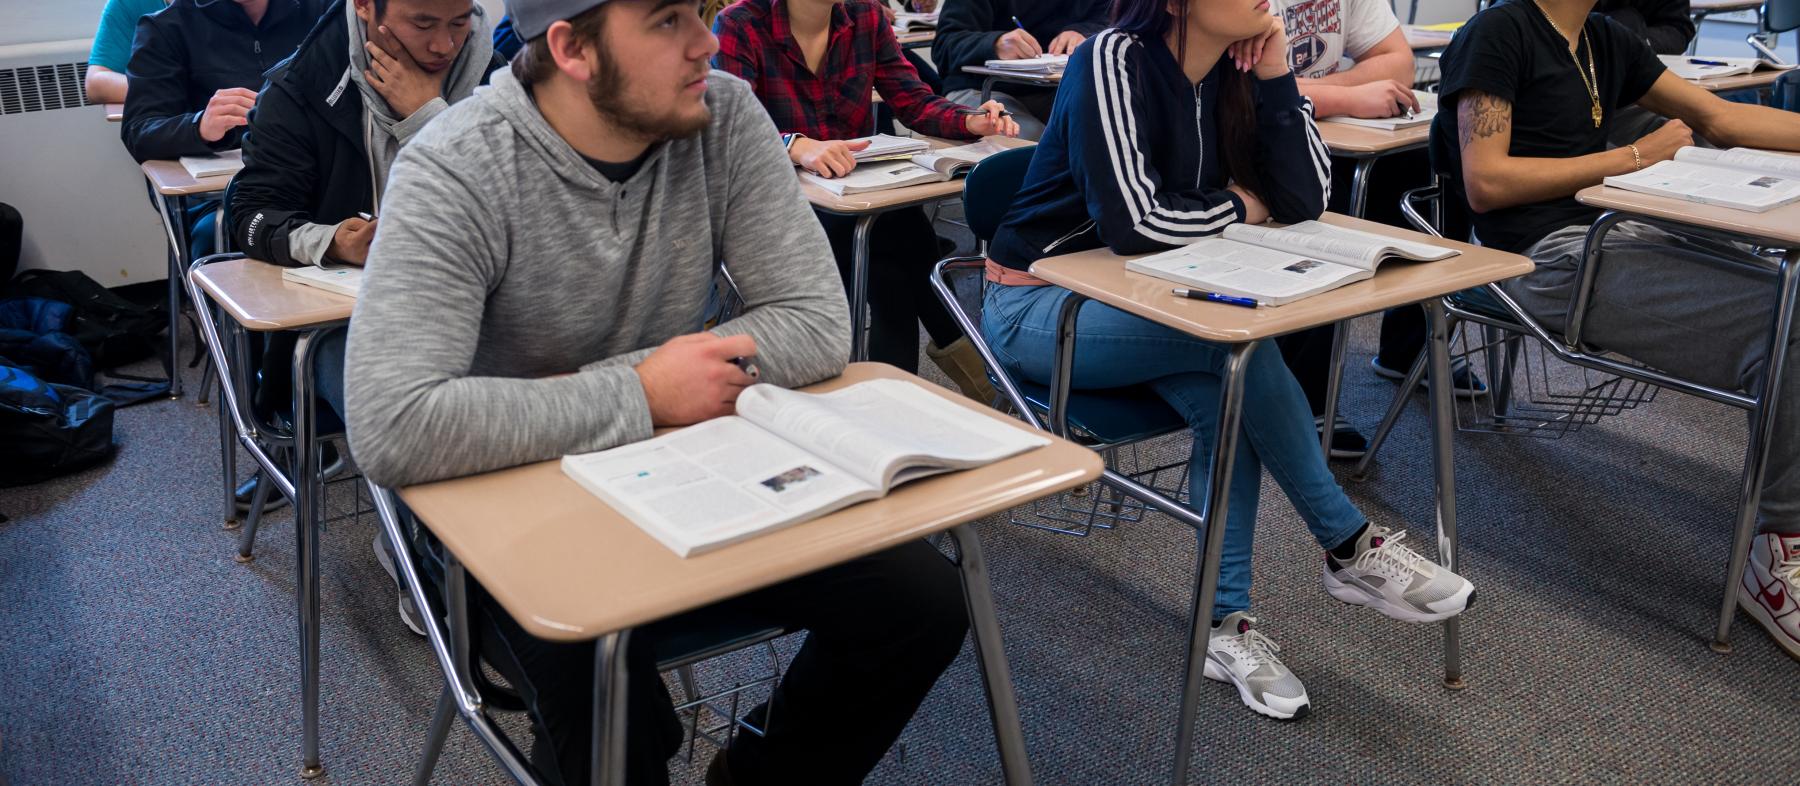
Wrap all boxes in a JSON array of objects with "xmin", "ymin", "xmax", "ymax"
[{"xmin": 712, "ymin": 0, "xmax": 972, "ymax": 144}]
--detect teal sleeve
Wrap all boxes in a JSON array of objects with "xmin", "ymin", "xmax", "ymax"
[{"xmin": 88, "ymin": 0, "xmax": 165, "ymax": 72}]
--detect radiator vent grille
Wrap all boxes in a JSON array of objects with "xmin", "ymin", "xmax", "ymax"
[{"xmin": 0, "ymin": 62, "xmax": 93, "ymax": 115}]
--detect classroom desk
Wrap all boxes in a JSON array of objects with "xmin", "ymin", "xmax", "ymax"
[
  {"xmin": 189, "ymin": 256, "xmax": 353, "ymax": 779},
  {"xmin": 104, "ymin": 103, "xmax": 123, "ymax": 122},
  {"xmin": 896, "ymin": 29, "xmax": 934, "ymax": 47},
  {"xmin": 398, "ymin": 362, "xmax": 1104, "ymax": 786},
  {"xmin": 1573, "ymin": 186, "xmax": 1800, "ymax": 654},
  {"xmin": 1031, "ymin": 212, "xmax": 1533, "ymax": 786},
  {"xmin": 1688, "ymin": 68, "xmax": 1787, "ymax": 93},
  {"xmin": 143, "ymin": 159, "xmax": 234, "ymax": 399},
  {"xmin": 1403, "ymin": 25, "xmax": 1454, "ymax": 50},
  {"xmin": 1318, "ymin": 120, "xmax": 1431, "ymax": 219},
  {"xmin": 800, "ymin": 135, "xmax": 1033, "ymax": 361},
  {"xmin": 962, "ymin": 66, "xmax": 1063, "ymax": 104}
]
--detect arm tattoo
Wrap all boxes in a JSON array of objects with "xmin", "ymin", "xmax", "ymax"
[{"xmin": 1457, "ymin": 91, "xmax": 1513, "ymax": 151}]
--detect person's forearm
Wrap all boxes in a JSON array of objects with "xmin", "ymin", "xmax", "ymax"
[
  {"xmin": 84, "ymin": 68, "xmax": 128, "ymax": 104},
  {"xmin": 1464, "ymin": 148, "xmax": 1634, "ymax": 213},
  {"xmin": 1305, "ymin": 50, "xmax": 1414, "ymax": 88},
  {"xmin": 1696, "ymin": 104, "xmax": 1800, "ymax": 152},
  {"xmin": 1298, "ymin": 82, "xmax": 1356, "ymax": 118}
]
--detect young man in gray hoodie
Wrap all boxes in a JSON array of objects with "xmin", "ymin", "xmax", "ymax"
[{"xmin": 345, "ymin": 0, "xmax": 971, "ymax": 782}]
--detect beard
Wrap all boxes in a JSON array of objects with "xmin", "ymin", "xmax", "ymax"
[{"xmin": 587, "ymin": 49, "xmax": 711, "ymax": 142}]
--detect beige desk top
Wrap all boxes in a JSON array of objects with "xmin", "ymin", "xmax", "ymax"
[
  {"xmin": 190, "ymin": 257, "xmax": 356, "ymax": 332},
  {"xmin": 960, "ymin": 66, "xmax": 1063, "ymax": 87},
  {"xmin": 141, "ymin": 159, "xmax": 232, "ymax": 196},
  {"xmin": 800, "ymin": 135, "xmax": 1033, "ymax": 214},
  {"xmin": 104, "ymin": 103, "xmax": 123, "ymax": 122},
  {"xmin": 1688, "ymin": 69, "xmax": 1785, "ymax": 93},
  {"xmin": 1317, "ymin": 120, "xmax": 1431, "ymax": 155},
  {"xmin": 1403, "ymin": 26, "xmax": 1454, "ymax": 50},
  {"xmin": 896, "ymin": 30, "xmax": 934, "ymax": 46},
  {"xmin": 1030, "ymin": 213, "xmax": 1535, "ymax": 343},
  {"xmin": 1577, "ymin": 184, "xmax": 1800, "ymax": 247},
  {"xmin": 399, "ymin": 362, "xmax": 1103, "ymax": 642},
  {"xmin": 1690, "ymin": 0, "xmax": 1761, "ymax": 11}
]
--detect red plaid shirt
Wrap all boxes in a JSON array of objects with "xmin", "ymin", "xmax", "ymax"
[{"xmin": 712, "ymin": 0, "xmax": 972, "ymax": 143}]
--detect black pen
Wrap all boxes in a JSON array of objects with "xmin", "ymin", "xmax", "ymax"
[
  {"xmin": 955, "ymin": 107, "xmax": 1014, "ymax": 118},
  {"xmin": 1172, "ymin": 288, "xmax": 1259, "ymax": 308}
]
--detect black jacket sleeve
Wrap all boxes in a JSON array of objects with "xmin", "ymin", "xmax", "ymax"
[
  {"xmin": 932, "ymin": 0, "xmax": 1005, "ymax": 79},
  {"xmin": 1067, "ymin": 0, "xmax": 1109, "ymax": 37},
  {"xmin": 120, "ymin": 15, "xmax": 233, "ymax": 162},
  {"xmin": 229, "ymin": 87, "xmax": 321, "ymax": 268},
  {"xmin": 1600, "ymin": 0, "xmax": 1695, "ymax": 56}
]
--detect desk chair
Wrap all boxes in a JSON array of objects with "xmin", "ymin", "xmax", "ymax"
[
  {"xmin": 366, "ymin": 484, "xmax": 788, "ymax": 786},
  {"xmin": 1355, "ymin": 171, "xmax": 1795, "ymax": 653},
  {"xmin": 929, "ymin": 147, "xmax": 1189, "ymax": 536},
  {"xmin": 1750, "ymin": 0, "xmax": 1800, "ymax": 63}
]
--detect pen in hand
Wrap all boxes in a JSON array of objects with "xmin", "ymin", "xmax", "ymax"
[
  {"xmin": 955, "ymin": 107, "xmax": 1014, "ymax": 117},
  {"xmin": 1012, "ymin": 15, "xmax": 1025, "ymax": 30}
]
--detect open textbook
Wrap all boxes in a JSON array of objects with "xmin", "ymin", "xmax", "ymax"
[
  {"xmin": 1658, "ymin": 55, "xmax": 1795, "ymax": 81},
  {"xmin": 280, "ymin": 264, "xmax": 363, "ymax": 297},
  {"xmin": 1603, "ymin": 147, "xmax": 1800, "ymax": 212},
  {"xmin": 1324, "ymin": 91, "xmax": 1437, "ymax": 131},
  {"xmin": 1125, "ymin": 221, "xmax": 1458, "ymax": 306},
  {"xmin": 800, "ymin": 139, "xmax": 1012, "ymax": 196},
  {"xmin": 982, "ymin": 54, "xmax": 1067, "ymax": 73},
  {"xmin": 178, "ymin": 148, "xmax": 244, "ymax": 179},
  {"xmin": 852, "ymin": 133, "xmax": 930, "ymax": 161},
  {"xmin": 892, "ymin": 10, "xmax": 938, "ymax": 31},
  {"xmin": 561, "ymin": 379, "xmax": 1050, "ymax": 557}
]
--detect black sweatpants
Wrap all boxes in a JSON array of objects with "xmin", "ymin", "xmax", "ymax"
[
  {"xmin": 478, "ymin": 540, "xmax": 971, "ymax": 786},
  {"xmin": 1276, "ymin": 149, "xmax": 1463, "ymax": 414},
  {"xmin": 816, "ymin": 207, "xmax": 963, "ymax": 372}
]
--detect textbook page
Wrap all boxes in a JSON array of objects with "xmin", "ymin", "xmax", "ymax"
[
  {"xmin": 1125, "ymin": 238, "xmax": 1369, "ymax": 306},
  {"xmin": 1604, "ymin": 160, "xmax": 1800, "ymax": 213},
  {"xmin": 982, "ymin": 54, "xmax": 1068, "ymax": 72},
  {"xmin": 736, "ymin": 380, "xmax": 1049, "ymax": 490},
  {"xmin": 911, "ymin": 139, "xmax": 1010, "ymax": 176},
  {"xmin": 1675, "ymin": 147, "xmax": 1800, "ymax": 179},
  {"xmin": 852, "ymin": 133, "xmax": 931, "ymax": 161},
  {"xmin": 560, "ymin": 417, "xmax": 875, "ymax": 557},
  {"xmin": 1658, "ymin": 55, "xmax": 1794, "ymax": 80},
  {"xmin": 1225, "ymin": 221, "xmax": 1456, "ymax": 270},
  {"xmin": 800, "ymin": 161, "xmax": 945, "ymax": 196}
]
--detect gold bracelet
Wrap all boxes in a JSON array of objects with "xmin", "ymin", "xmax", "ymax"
[{"xmin": 1628, "ymin": 143, "xmax": 1643, "ymax": 171}]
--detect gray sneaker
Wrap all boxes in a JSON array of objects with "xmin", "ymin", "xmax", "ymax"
[
  {"xmin": 1324, "ymin": 525, "xmax": 1475, "ymax": 623},
  {"xmin": 372, "ymin": 532, "xmax": 428, "ymax": 637},
  {"xmin": 1203, "ymin": 612, "xmax": 1310, "ymax": 720}
]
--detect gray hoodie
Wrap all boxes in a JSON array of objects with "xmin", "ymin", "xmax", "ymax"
[{"xmin": 344, "ymin": 68, "xmax": 852, "ymax": 488}]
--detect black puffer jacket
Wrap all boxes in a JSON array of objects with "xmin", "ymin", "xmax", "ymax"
[
  {"xmin": 121, "ymin": 0, "xmax": 326, "ymax": 163},
  {"xmin": 229, "ymin": 0, "xmax": 503, "ymax": 267}
]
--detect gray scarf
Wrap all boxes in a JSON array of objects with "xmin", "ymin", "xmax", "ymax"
[{"xmin": 344, "ymin": 1, "xmax": 493, "ymax": 205}]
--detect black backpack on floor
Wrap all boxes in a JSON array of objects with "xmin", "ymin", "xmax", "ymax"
[
  {"xmin": 4, "ymin": 269, "xmax": 168, "ymax": 371},
  {"xmin": 0, "ymin": 362, "xmax": 116, "ymax": 487}
]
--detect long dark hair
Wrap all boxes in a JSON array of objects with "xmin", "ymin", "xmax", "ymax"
[{"xmin": 1111, "ymin": 0, "xmax": 1267, "ymax": 202}]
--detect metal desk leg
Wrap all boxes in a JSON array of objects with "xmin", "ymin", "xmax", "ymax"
[
  {"xmin": 219, "ymin": 387, "xmax": 239, "ymax": 529},
  {"xmin": 849, "ymin": 214, "xmax": 876, "ymax": 362},
  {"xmin": 1319, "ymin": 322, "xmax": 1350, "ymax": 458},
  {"xmin": 980, "ymin": 76, "xmax": 997, "ymax": 104},
  {"xmin": 1047, "ymin": 293, "xmax": 1088, "ymax": 439},
  {"xmin": 293, "ymin": 329, "xmax": 325, "ymax": 779},
  {"xmin": 1170, "ymin": 342, "xmax": 1256, "ymax": 786},
  {"xmin": 591, "ymin": 630, "xmax": 632, "ymax": 786},
  {"xmin": 1349, "ymin": 158, "xmax": 1376, "ymax": 221},
  {"xmin": 944, "ymin": 524, "xmax": 1034, "ymax": 786},
  {"xmin": 1713, "ymin": 251, "xmax": 1800, "ymax": 652},
  {"xmin": 1423, "ymin": 302, "xmax": 1464, "ymax": 689},
  {"xmin": 156, "ymin": 193, "xmax": 191, "ymax": 399}
]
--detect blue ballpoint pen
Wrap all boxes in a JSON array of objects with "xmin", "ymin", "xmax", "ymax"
[
  {"xmin": 1688, "ymin": 58, "xmax": 1730, "ymax": 66},
  {"xmin": 1012, "ymin": 15, "xmax": 1026, "ymax": 30},
  {"xmin": 1172, "ymin": 288, "xmax": 1260, "ymax": 308}
]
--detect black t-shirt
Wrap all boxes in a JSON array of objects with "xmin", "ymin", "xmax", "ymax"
[
  {"xmin": 1430, "ymin": 0, "xmax": 1666, "ymax": 252},
  {"xmin": 582, "ymin": 150, "xmax": 652, "ymax": 183}
]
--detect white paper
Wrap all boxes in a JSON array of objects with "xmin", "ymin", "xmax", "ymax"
[
  {"xmin": 1126, "ymin": 238, "xmax": 1367, "ymax": 304},
  {"xmin": 1658, "ymin": 54, "xmax": 1793, "ymax": 80},
  {"xmin": 982, "ymin": 54, "xmax": 1069, "ymax": 72},
  {"xmin": 1605, "ymin": 159, "xmax": 1800, "ymax": 212},
  {"xmin": 800, "ymin": 161, "xmax": 944, "ymax": 196},
  {"xmin": 178, "ymin": 148, "xmax": 244, "ymax": 179},
  {"xmin": 1675, "ymin": 146, "xmax": 1800, "ymax": 179},
  {"xmin": 1324, "ymin": 91, "xmax": 1438, "ymax": 129},
  {"xmin": 851, "ymin": 133, "xmax": 931, "ymax": 161},
  {"xmin": 280, "ymin": 265, "xmax": 363, "ymax": 297}
]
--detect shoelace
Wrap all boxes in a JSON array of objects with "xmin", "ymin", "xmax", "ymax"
[
  {"xmin": 1221, "ymin": 624, "xmax": 1284, "ymax": 671},
  {"xmin": 1351, "ymin": 528, "xmax": 1431, "ymax": 582},
  {"xmin": 1776, "ymin": 554, "xmax": 1800, "ymax": 589}
]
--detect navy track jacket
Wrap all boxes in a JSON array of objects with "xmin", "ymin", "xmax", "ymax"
[{"xmin": 989, "ymin": 30, "xmax": 1330, "ymax": 270}]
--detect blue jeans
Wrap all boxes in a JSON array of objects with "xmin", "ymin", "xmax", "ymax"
[
  {"xmin": 983, "ymin": 283, "xmax": 1366, "ymax": 616},
  {"xmin": 314, "ymin": 328, "xmax": 347, "ymax": 422}
]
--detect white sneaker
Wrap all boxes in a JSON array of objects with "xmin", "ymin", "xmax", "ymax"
[
  {"xmin": 1324, "ymin": 525, "xmax": 1474, "ymax": 622},
  {"xmin": 1202, "ymin": 612, "xmax": 1310, "ymax": 720},
  {"xmin": 373, "ymin": 532, "xmax": 428, "ymax": 637},
  {"xmin": 1738, "ymin": 532, "xmax": 1800, "ymax": 661}
]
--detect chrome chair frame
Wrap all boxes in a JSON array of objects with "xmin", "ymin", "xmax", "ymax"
[{"xmin": 1355, "ymin": 176, "xmax": 1799, "ymax": 653}]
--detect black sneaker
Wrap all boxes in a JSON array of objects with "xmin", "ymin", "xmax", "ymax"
[
  {"xmin": 1370, "ymin": 356, "xmax": 1488, "ymax": 399},
  {"xmin": 1314, "ymin": 414, "xmax": 1367, "ymax": 460}
]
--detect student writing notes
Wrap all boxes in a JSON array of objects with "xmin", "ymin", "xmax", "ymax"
[
  {"xmin": 932, "ymin": 0, "xmax": 1110, "ymax": 138},
  {"xmin": 713, "ymin": 0, "xmax": 1018, "ymax": 403},
  {"xmin": 1436, "ymin": 0, "xmax": 1800, "ymax": 660},
  {"xmin": 346, "ymin": 1, "xmax": 970, "ymax": 781},
  {"xmin": 983, "ymin": 0, "xmax": 1474, "ymax": 720}
]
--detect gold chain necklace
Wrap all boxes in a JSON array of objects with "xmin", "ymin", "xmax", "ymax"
[{"xmin": 1532, "ymin": 1, "xmax": 1602, "ymax": 127}]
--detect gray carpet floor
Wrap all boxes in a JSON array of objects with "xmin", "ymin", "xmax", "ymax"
[{"xmin": 3, "ymin": 303, "xmax": 1796, "ymax": 785}]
